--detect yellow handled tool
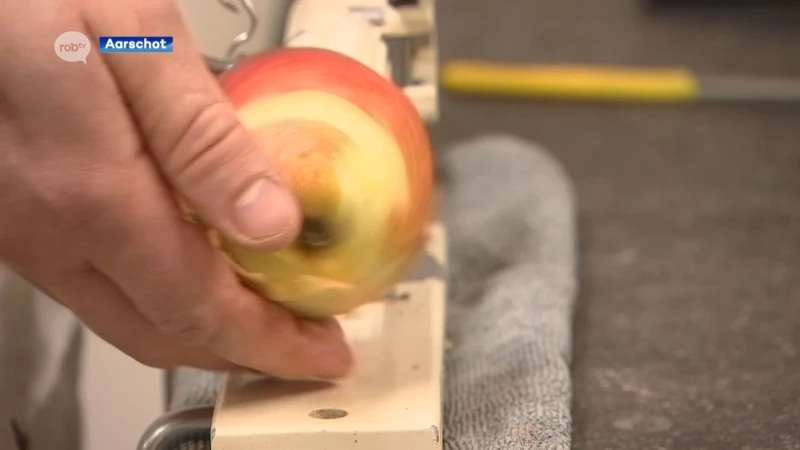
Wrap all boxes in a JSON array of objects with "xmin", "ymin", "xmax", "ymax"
[{"xmin": 440, "ymin": 59, "xmax": 800, "ymax": 103}]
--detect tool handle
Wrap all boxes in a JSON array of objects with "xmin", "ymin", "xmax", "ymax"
[{"xmin": 440, "ymin": 60, "xmax": 700, "ymax": 102}]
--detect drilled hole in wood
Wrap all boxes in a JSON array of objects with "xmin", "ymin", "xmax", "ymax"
[
  {"xmin": 386, "ymin": 290, "xmax": 410, "ymax": 301},
  {"xmin": 308, "ymin": 408, "xmax": 348, "ymax": 419}
]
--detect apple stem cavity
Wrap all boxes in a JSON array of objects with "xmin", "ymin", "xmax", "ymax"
[{"xmin": 297, "ymin": 217, "xmax": 333, "ymax": 250}]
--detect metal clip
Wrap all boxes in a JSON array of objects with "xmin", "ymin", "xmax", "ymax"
[{"xmin": 205, "ymin": 0, "xmax": 259, "ymax": 74}]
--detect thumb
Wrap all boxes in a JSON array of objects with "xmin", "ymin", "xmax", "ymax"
[{"xmin": 91, "ymin": 2, "xmax": 301, "ymax": 251}]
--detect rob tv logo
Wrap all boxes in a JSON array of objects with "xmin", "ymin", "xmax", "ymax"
[
  {"xmin": 54, "ymin": 31, "xmax": 174, "ymax": 63},
  {"xmin": 54, "ymin": 31, "xmax": 91, "ymax": 63}
]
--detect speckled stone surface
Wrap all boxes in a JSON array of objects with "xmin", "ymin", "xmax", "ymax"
[{"xmin": 431, "ymin": 1, "xmax": 800, "ymax": 449}]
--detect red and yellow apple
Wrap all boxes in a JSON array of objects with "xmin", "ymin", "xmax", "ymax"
[{"xmin": 211, "ymin": 47, "xmax": 434, "ymax": 318}]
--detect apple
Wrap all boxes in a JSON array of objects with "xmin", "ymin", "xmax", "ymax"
[{"xmin": 211, "ymin": 47, "xmax": 434, "ymax": 318}]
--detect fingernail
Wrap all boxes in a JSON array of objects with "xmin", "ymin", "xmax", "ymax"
[{"xmin": 234, "ymin": 178, "xmax": 297, "ymax": 241}]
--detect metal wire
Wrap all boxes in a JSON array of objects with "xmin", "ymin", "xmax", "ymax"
[
  {"xmin": 218, "ymin": 0, "xmax": 258, "ymax": 60},
  {"xmin": 206, "ymin": 0, "xmax": 259, "ymax": 72}
]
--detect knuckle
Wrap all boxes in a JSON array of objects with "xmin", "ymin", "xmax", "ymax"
[
  {"xmin": 59, "ymin": 182, "xmax": 112, "ymax": 220},
  {"xmin": 0, "ymin": 158, "xmax": 126, "ymax": 255},
  {"xmin": 130, "ymin": 0, "xmax": 183, "ymax": 27},
  {"xmin": 164, "ymin": 100, "xmax": 255, "ymax": 186},
  {"xmin": 149, "ymin": 301, "xmax": 222, "ymax": 349},
  {"xmin": 31, "ymin": 170, "xmax": 122, "ymax": 237}
]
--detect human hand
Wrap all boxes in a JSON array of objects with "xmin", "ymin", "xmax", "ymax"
[{"xmin": 0, "ymin": 0, "xmax": 352, "ymax": 379}]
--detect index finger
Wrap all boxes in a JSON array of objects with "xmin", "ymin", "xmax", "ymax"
[{"xmin": 87, "ymin": 157, "xmax": 351, "ymax": 379}]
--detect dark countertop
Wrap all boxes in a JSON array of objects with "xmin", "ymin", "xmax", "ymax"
[{"xmin": 431, "ymin": 1, "xmax": 800, "ymax": 449}]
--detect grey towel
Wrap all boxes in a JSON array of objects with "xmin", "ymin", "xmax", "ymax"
[{"xmin": 143, "ymin": 134, "xmax": 579, "ymax": 450}]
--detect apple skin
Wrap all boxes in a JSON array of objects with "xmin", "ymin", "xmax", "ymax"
[{"xmin": 212, "ymin": 47, "xmax": 434, "ymax": 318}]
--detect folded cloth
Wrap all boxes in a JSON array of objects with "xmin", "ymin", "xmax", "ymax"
[{"xmin": 151, "ymin": 134, "xmax": 579, "ymax": 450}]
